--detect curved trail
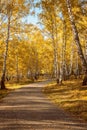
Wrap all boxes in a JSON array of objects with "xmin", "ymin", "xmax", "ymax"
[{"xmin": 0, "ymin": 80, "xmax": 87, "ymax": 130}]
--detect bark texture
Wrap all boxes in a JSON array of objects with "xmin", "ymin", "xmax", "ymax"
[
  {"xmin": 0, "ymin": 12, "xmax": 11, "ymax": 89},
  {"xmin": 66, "ymin": 0, "xmax": 87, "ymax": 85}
]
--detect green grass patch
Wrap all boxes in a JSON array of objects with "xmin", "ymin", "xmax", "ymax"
[{"xmin": 43, "ymin": 79, "xmax": 87, "ymax": 121}]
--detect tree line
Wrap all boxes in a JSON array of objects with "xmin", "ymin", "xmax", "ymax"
[{"xmin": 0, "ymin": 0, "xmax": 87, "ymax": 89}]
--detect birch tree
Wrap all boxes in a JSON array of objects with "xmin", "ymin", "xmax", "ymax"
[
  {"xmin": 65, "ymin": 0, "xmax": 87, "ymax": 85},
  {"xmin": 0, "ymin": 3, "xmax": 11, "ymax": 89},
  {"xmin": 40, "ymin": 0, "xmax": 60, "ymax": 83},
  {"xmin": 0, "ymin": 0, "xmax": 31, "ymax": 89}
]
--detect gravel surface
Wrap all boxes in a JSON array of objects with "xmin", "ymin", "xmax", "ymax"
[{"xmin": 0, "ymin": 80, "xmax": 87, "ymax": 130}]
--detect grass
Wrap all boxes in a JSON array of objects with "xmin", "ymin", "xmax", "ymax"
[
  {"xmin": 0, "ymin": 79, "xmax": 34, "ymax": 99},
  {"xmin": 0, "ymin": 89, "xmax": 10, "ymax": 99},
  {"xmin": 43, "ymin": 79, "xmax": 87, "ymax": 121},
  {"xmin": 0, "ymin": 78, "xmax": 45, "ymax": 100},
  {"xmin": 0, "ymin": 83, "xmax": 22, "ymax": 100}
]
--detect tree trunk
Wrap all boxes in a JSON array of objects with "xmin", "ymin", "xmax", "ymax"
[
  {"xmin": 16, "ymin": 54, "xmax": 19, "ymax": 83},
  {"xmin": 54, "ymin": 10, "xmax": 59, "ymax": 83},
  {"xmin": 82, "ymin": 71, "xmax": 87, "ymax": 85},
  {"xmin": 75, "ymin": 53, "xmax": 79, "ymax": 78},
  {"xmin": 59, "ymin": 57, "xmax": 63, "ymax": 85},
  {"xmin": 69, "ymin": 42, "xmax": 74, "ymax": 75},
  {"xmin": 85, "ymin": 32, "xmax": 87, "ymax": 62},
  {"xmin": 66, "ymin": 0, "xmax": 87, "ymax": 85},
  {"xmin": 0, "ymin": 74, "xmax": 6, "ymax": 89},
  {"xmin": 50, "ymin": 14, "xmax": 59, "ymax": 82},
  {"xmin": 35, "ymin": 48, "xmax": 39, "ymax": 80},
  {"xmin": 0, "ymin": 11, "xmax": 11, "ymax": 89},
  {"xmin": 62, "ymin": 20, "xmax": 67, "ymax": 80}
]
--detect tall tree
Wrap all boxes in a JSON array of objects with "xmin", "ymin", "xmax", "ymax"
[
  {"xmin": 40, "ymin": 0, "xmax": 60, "ymax": 83},
  {"xmin": 65, "ymin": 0, "xmax": 87, "ymax": 85},
  {"xmin": 0, "ymin": 3, "xmax": 11, "ymax": 89},
  {"xmin": 0, "ymin": 0, "xmax": 31, "ymax": 89}
]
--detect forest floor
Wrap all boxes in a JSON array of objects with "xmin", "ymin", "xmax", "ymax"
[
  {"xmin": 0, "ymin": 79, "xmax": 43, "ymax": 99},
  {"xmin": 44, "ymin": 79, "xmax": 87, "ymax": 122},
  {"xmin": 0, "ymin": 80, "xmax": 87, "ymax": 130}
]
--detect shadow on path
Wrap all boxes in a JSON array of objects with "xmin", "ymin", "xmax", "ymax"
[{"xmin": 0, "ymin": 80, "xmax": 87, "ymax": 130}]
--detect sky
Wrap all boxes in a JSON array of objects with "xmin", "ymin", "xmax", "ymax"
[
  {"xmin": 25, "ymin": 13, "xmax": 39, "ymax": 25},
  {"xmin": 23, "ymin": 0, "xmax": 42, "ymax": 28}
]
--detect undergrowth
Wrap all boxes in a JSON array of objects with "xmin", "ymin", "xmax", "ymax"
[{"xmin": 43, "ymin": 79, "xmax": 87, "ymax": 121}]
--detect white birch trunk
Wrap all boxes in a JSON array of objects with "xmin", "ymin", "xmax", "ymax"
[
  {"xmin": 66, "ymin": 0, "xmax": 87, "ymax": 85},
  {"xmin": 85, "ymin": 32, "xmax": 87, "ymax": 62},
  {"xmin": 1, "ymin": 11, "xmax": 11, "ymax": 89},
  {"xmin": 62, "ymin": 20, "xmax": 67, "ymax": 80},
  {"xmin": 16, "ymin": 54, "xmax": 19, "ymax": 83},
  {"xmin": 66, "ymin": 0, "xmax": 87, "ymax": 71},
  {"xmin": 50, "ymin": 14, "xmax": 59, "ymax": 82},
  {"xmin": 69, "ymin": 42, "xmax": 74, "ymax": 75}
]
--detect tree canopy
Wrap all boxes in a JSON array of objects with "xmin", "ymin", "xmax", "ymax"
[{"xmin": 0, "ymin": 0, "xmax": 87, "ymax": 89}]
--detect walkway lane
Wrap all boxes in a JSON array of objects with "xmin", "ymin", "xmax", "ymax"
[{"xmin": 0, "ymin": 81, "xmax": 87, "ymax": 130}]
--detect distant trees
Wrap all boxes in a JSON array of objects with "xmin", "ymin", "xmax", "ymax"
[
  {"xmin": 40, "ymin": 0, "xmax": 62, "ymax": 83},
  {"xmin": 39, "ymin": 0, "xmax": 87, "ymax": 85}
]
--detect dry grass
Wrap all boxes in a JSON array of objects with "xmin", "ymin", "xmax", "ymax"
[
  {"xmin": 0, "ymin": 83, "xmax": 22, "ymax": 99},
  {"xmin": 43, "ymin": 79, "xmax": 87, "ymax": 121},
  {"xmin": 0, "ymin": 78, "xmax": 44, "ymax": 99},
  {"xmin": 0, "ymin": 89, "xmax": 10, "ymax": 99},
  {"xmin": 6, "ymin": 83, "xmax": 23, "ymax": 89},
  {"xmin": 0, "ymin": 79, "xmax": 33, "ymax": 99}
]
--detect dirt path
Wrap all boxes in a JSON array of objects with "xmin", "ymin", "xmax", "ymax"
[{"xmin": 0, "ymin": 80, "xmax": 87, "ymax": 130}]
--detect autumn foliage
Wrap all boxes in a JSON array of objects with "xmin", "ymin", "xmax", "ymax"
[{"xmin": 0, "ymin": 0, "xmax": 87, "ymax": 89}]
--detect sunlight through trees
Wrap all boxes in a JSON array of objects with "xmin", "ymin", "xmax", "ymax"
[{"xmin": 0, "ymin": 0, "xmax": 87, "ymax": 89}]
